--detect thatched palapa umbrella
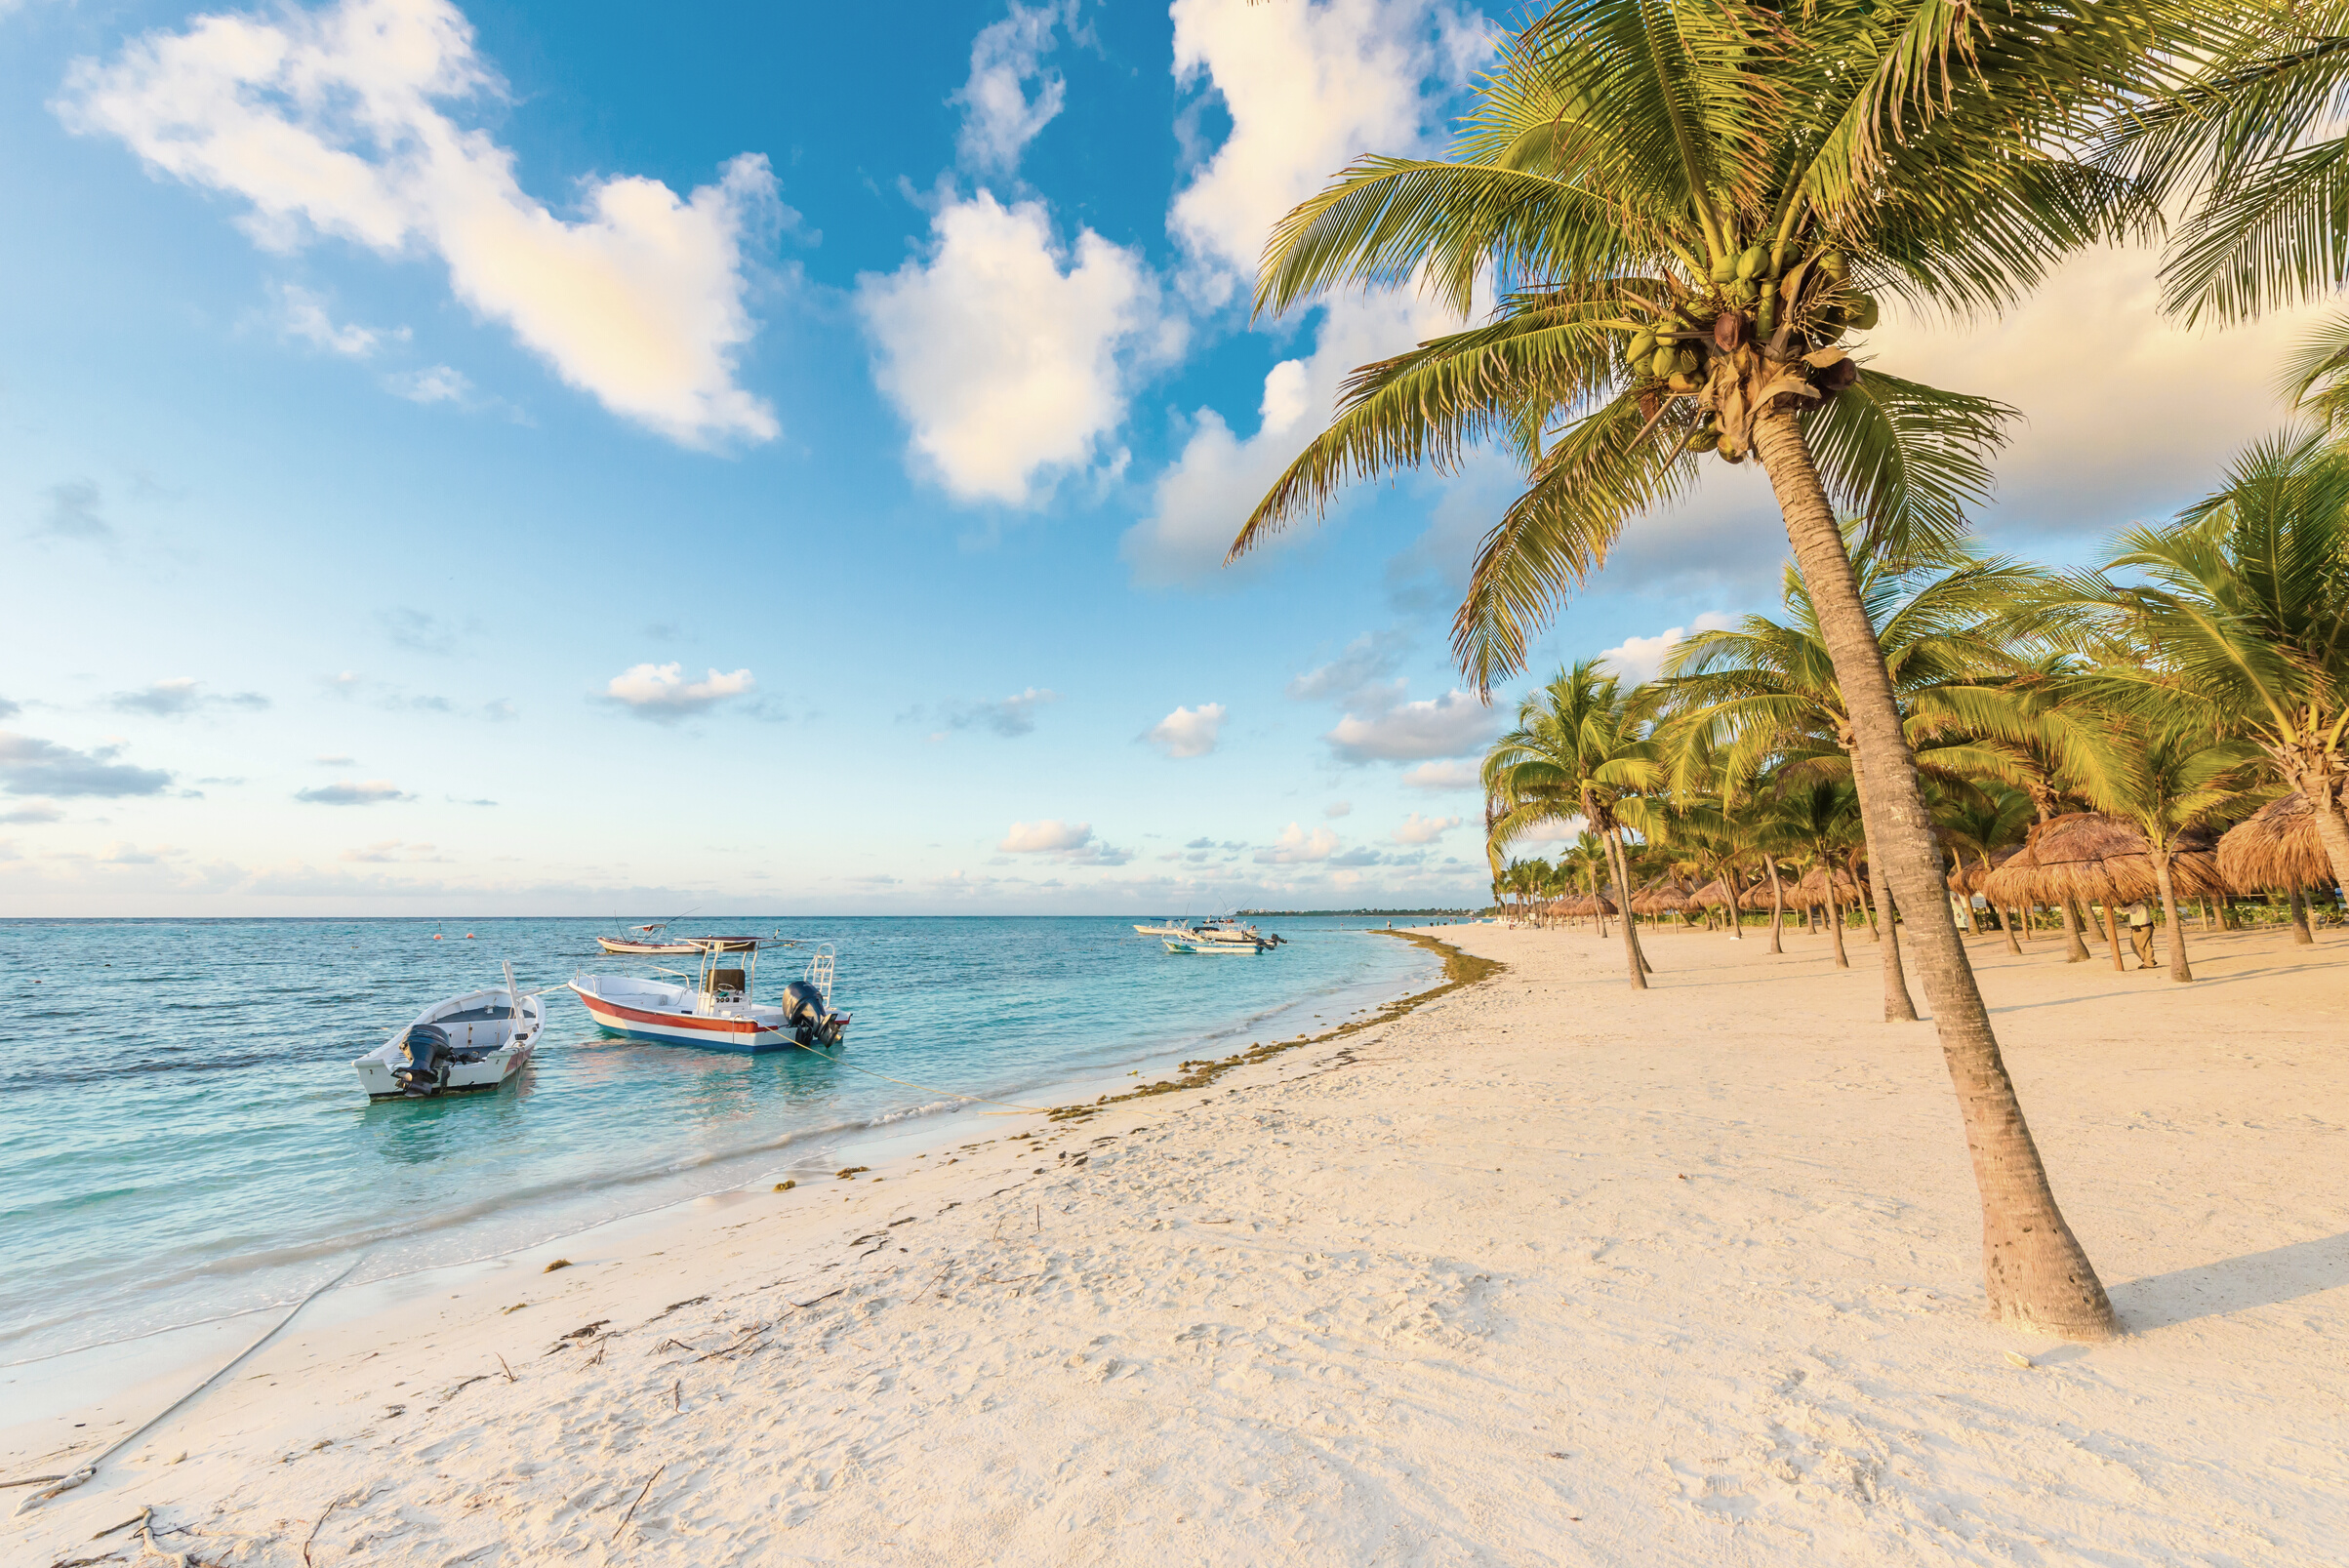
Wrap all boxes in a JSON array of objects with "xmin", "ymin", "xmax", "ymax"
[
  {"xmin": 1630, "ymin": 877, "xmax": 1691, "ymax": 918},
  {"xmin": 2217, "ymin": 791, "xmax": 2338, "ymax": 893},
  {"xmin": 2218, "ymin": 790, "xmax": 2340, "ymax": 945},
  {"xmin": 1947, "ymin": 844, "xmax": 2021, "ymax": 895},
  {"xmin": 1982, "ymin": 813, "xmax": 2226, "ymax": 972}
]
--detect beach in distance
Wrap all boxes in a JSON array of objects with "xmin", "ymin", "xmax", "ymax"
[{"xmin": 5, "ymin": 920, "xmax": 2341, "ymax": 1566}]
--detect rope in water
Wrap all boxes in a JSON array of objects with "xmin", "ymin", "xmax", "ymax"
[
  {"xmin": 13, "ymin": 1256, "xmax": 366, "ymax": 1513},
  {"xmin": 786, "ymin": 1037, "xmax": 1047, "ymax": 1114}
]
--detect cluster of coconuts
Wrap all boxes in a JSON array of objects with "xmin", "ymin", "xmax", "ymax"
[{"xmin": 1620, "ymin": 245, "xmax": 1878, "ymax": 457}]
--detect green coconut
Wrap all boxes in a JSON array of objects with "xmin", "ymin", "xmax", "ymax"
[
  {"xmin": 1844, "ymin": 293, "xmax": 1880, "ymax": 331},
  {"xmin": 1818, "ymin": 249, "xmax": 1849, "ymax": 283},
  {"xmin": 1674, "ymin": 346, "xmax": 1700, "ymax": 376},
  {"xmin": 1650, "ymin": 344, "xmax": 1680, "ymax": 379},
  {"xmin": 1627, "ymin": 329, "xmax": 1657, "ymax": 361},
  {"xmin": 1734, "ymin": 244, "xmax": 1767, "ymax": 280},
  {"xmin": 1724, "ymin": 278, "xmax": 1758, "ymax": 307}
]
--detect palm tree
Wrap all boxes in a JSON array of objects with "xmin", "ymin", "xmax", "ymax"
[
  {"xmin": 1662, "ymin": 539, "xmax": 2036, "ymax": 1017},
  {"xmin": 1229, "ymin": 0, "xmax": 2174, "ymax": 1340},
  {"xmin": 2056, "ymin": 431, "xmax": 2349, "ymax": 897},
  {"xmin": 1775, "ymin": 775, "xmax": 1864, "ymax": 970},
  {"xmin": 1485, "ymin": 661, "xmax": 1659, "ymax": 988}
]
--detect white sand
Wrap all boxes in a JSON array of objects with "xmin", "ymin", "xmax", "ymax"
[{"xmin": 6, "ymin": 921, "xmax": 2345, "ymax": 1565}]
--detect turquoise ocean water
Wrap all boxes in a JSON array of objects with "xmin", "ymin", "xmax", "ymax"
[{"xmin": 0, "ymin": 916, "xmax": 1440, "ymax": 1368}]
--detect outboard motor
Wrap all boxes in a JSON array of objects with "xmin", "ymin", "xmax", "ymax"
[
  {"xmin": 780, "ymin": 981, "xmax": 848, "ymax": 1047},
  {"xmin": 392, "ymin": 1023, "xmax": 453, "ymax": 1097}
]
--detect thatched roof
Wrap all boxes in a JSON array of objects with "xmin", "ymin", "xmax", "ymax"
[
  {"xmin": 1559, "ymin": 892, "xmax": 1619, "ymax": 917},
  {"xmin": 1980, "ymin": 812, "xmax": 2227, "ymax": 905},
  {"xmin": 1947, "ymin": 843, "xmax": 2021, "ymax": 895},
  {"xmin": 1630, "ymin": 876, "xmax": 1692, "ymax": 916},
  {"xmin": 2217, "ymin": 791, "xmax": 2341, "ymax": 893},
  {"xmin": 1792, "ymin": 864, "xmax": 1864, "ymax": 906}
]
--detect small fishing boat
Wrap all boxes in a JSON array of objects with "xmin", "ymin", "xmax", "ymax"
[
  {"xmin": 354, "ymin": 962, "xmax": 546, "ymax": 1100},
  {"xmin": 569, "ymin": 942, "xmax": 850, "ymax": 1054},
  {"xmin": 1160, "ymin": 917, "xmax": 1284, "ymax": 954}
]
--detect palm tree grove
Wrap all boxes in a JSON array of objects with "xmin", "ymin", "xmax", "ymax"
[{"xmin": 1233, "ymin": 0, "xmax": 2349, "ymax": 1347}]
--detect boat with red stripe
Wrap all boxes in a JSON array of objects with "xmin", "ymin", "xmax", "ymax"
[{"xmin": 569, "ymin": 941, "xmax": 849, "ymax": 1055}]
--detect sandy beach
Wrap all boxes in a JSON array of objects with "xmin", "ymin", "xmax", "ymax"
[{"xmin": 6, "ymin": 921, "xmax": 2344, "ymax": 1566}]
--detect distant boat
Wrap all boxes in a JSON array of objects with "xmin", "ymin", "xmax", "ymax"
[
  {"xmin": 570, "ymin": 941, "xmax": 849, "ymax": 1054},
  {"xmin": 354, "ymin": 961, "xmax": 545, "ymax": 1100}
]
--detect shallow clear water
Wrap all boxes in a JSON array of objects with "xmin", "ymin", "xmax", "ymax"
[{"xmin": 0, "ymin": 916, "xmax": 1439, "ymax": 1364}]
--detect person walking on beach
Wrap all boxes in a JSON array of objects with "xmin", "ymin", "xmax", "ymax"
[{"xmin": 2126, "ymin": 901, "xmax": 2157, "ymax": 970}]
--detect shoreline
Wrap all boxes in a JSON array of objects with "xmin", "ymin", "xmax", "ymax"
[
  {"xmin": 5, "ymin": 920, "xmax": 2340, "ymax": 1565},
  {"xmin": 0, "ymin": 933, "xmax": 1454, "ymax": 1418}
]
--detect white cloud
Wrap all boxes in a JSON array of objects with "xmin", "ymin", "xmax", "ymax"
[
  {"xmin": 1286, "ymin": 628, "xmax": 1411, "ymax": 704},
  {"xmin": 0, "ymin": 801, "xmax": 63, "ymax": 824},
  {"xmin": 1000, "ymin": 818, "xmax": 1093, "ymax": 853},
  {"xmin": 294, "ymin": 778, "xmax": 414, "ymax": 805},
  {"xmin": 384, "ymin": 364, "xmax": 470, "ymax": 405},
  {"xmin": 1255, "ymin": 822, "xmax": 1341, "ymax": 864},
  {"xmin": 276, "ymin": 283, "xmax": 399, "ymax": 356},
  {"xmin": 1400, "ymin": 759, "xmax": 1480, "ymax": 791},
  {"xmin": 1322, "ymin": 799, "xmax": 1352, "ymax": 818},
  {"xmin": 0, "ymin": 732, "xmax": 173, "ymax": 797},
  {"xmin": 1391, "ymin": 811, "xmax": 1458, "ymax": 844},
  {"xmin": 1144, "ymin": 702, "xmax": 1226, "ymax": 758},
  {"xmin": 1325, "ymin": 687, "xmax": 1495, "ymax": 762},
  {"xmin": 1599, "ymin": 614, "xmax": 1734, "ymax": 685},
  {"xmin": 600, "ymin": 663, "xmax": 754, "ymax": 721},
  {"xmin": 954, "ymin": 1, "xmax": 1079, "ymax": 174},
  {"xmin": 61, "ymin": 0, "xmax": 781, "ymax": 447},
  {"xmin": 999, "ymin": 818, "xmax": 1132, "ymax": 864},
  {"xmin": 1167, "ymin": 0, "xmax": 1482, "ymax": 300},
  {"xmin": 858, "ymin": 191, "xmax": 1162, "ymax": 504},
  {"xmin": 107, "ymin": 678, "xmax": 269, "ymax": 717},
  {"xmin": 1123, "ymin": 293, "xmax": 1457, "ymax": 586}
]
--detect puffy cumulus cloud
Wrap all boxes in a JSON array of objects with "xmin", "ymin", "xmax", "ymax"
[
  {"xmin": 600, "ymin": 663, "xmax": 754, "ymax": 722},
  {"xmin": 954, "ymin": 0, "xmax": 1081, "ymax": 174},
  {"xmin": 1255, "ymin": 823, "xmax": 1341, "ymax": 864},
  {"xmin": 1322, "ymin": 799, "xmax": 1352, "ymax": 818},
  {"xmin": 1400, "ymin": 759, "xmax": 1479, "ymax": 791},
  {"xmin": 1325, "ymin": 688, "xmax": 1495, "ymax": 762},
  {"xmin": 1144, "ymin": 702, "xmax": 1226, "ymax": 758},
  {"xmin": 1598, "ymin": 613, "xmax": 1734, "ymax": 685},
  {"xmin": 858, "ymin": 192, "xmax": 1164, "ymax": 505},
  {"xmin": 1391, "ymin": 811, "xmax": 1458, "ymax": 844},
  {"xmin": 295, "ymin": 778, "xmax": 415, "ymax": 805},
  {"xmin": 1123, "ymin": 293, "xmax": 1459, "ymax": 586},
  {"xmin": 276, "ymin": 283, "xmax": 400, "ymax": 356},
  {"xmin": 107, "ymin": 678, "xmax": 270, "ymax": 718},
  {"xmin": 998, "ymin": 818, "xmax": 1132, "ymax": 864},
  {"xmin": 0, "ymin": 732, "xmax": 173, "ymax": 797},
  {"xmin": 1167, "ymin": 0, "xmax": 1482, "ymax": 300},
  {"xmin": 61, "ymin": 0, "xmax": 782, "ymax": 447}
]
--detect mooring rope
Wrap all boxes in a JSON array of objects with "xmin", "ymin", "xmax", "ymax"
[{"xmin": 12, "ymin": 1256, "xmax": 366, "ymax": 1513}]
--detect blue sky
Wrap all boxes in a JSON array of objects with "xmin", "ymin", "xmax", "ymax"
[{"xmin": 0, "ymin": 0, "xmax": 2322, "ymax": 916}]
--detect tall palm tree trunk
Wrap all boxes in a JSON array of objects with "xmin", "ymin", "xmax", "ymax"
[
  {"xmin": 1765, "ymin": 858, "xmax": 1786, "ymax": 954},
  {"xmin": 1826, "ymin": 888, "xmax": 1850, "ymax": 967},
  {"xmin": 2289, "ymin": 887, "xmax": 2314, "ymax": 945},
  {"xmin": 1846, "ymin": 702, "xmax": 1919, "ymax": 1024},
  {"xmin": 1723, "ymin": 858, "xmax": 1745, "ymax": 942},
  {"xmin": 1603, "ymin": 825, "xmax": 1647, "ymax": 990},
  {"xmin": 2101, "ymin": 903, "xmax": 2126, "ymax": 973},
  {"xmin": 1976, "ymin": 852, "xmax": 2023, "ymax": 956},
  {"xmin": 2150, "ymin": 854, "xmax": 2194, "ymax": 983},
  {"xmin": 1754, "ymin": 408, "xmax": 2115, "ymax": 1341}
]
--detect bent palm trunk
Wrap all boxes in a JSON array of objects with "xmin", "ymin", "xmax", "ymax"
[
  {"xmin": 1755, "ymin": 408, "xmax": 2115, "ymax": 1341},
  {"xmin": 1846, "ymin": 751, "xmax": 1919, "ymax": 1022},
  {"xmin": 1826, "ymin": 887, "xmax": 1849, "ymax": 967},
  {"xmin": 1766, "ymin": 858, "xmax": 1786, "ymax": 953},
  {"xmin": 2289, "ymin": 888, "xmax": 2314, "ymax": 945}
]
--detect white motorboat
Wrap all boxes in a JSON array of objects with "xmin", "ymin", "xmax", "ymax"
[
  {"xmin": 569, "ymin": 942, "xmax": 850, "ymax": 1054},
  {"xmin": 354, "ymin": 962, "xmax": 546, "ymax": 1100},
  {"xmin": 1159, "ymin": 917, "xmax": 1283, "ymax": 954}
]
